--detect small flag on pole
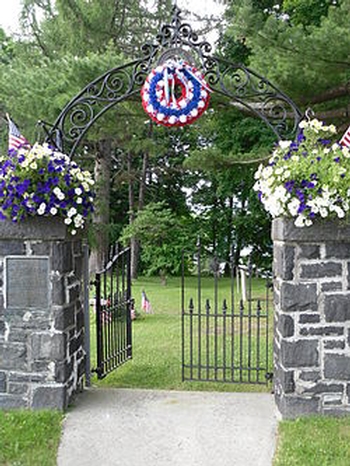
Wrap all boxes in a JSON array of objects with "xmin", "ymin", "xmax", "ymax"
[
  {"xmin": 141, "ymin": 290, "xmax": 153, "ymax": 314},
  {"xmin": 6, "ymin": 114, "xmax": 30, "ymax": 151},
  {"xmin": 340, "ymin": 124, "xmax": 350, "ymax": 148}
]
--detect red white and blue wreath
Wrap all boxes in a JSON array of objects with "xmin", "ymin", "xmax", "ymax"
[{"xmin": 141, "ymin": 60, "xmax": 211, "ymax": 127}]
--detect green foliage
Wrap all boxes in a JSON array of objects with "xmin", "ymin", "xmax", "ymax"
[
  {"xmin": 20, "ymin": 0, "xmax": 173, "ymax": 58},
  {"xmin": 0, "ymin": 410, "xmax": 63, "ymax": 466},
  {"xmin": 121, "ymin": 202, "xmax": 196, "ymax": 278},
  {"xmin": 0, "ymin": 47, "xmax": 123, "ymax": 152},
  {"xmin": 224, "ymin": 0, "xmax": 350, "ymax": 107},
  {"xmin": 0, "ymin": 28, "xmax": 15, "ymax": 65},
  {"xmin": 274, "ymin": 416, "xmax": 350, "ymax": 465},
  {"xmin": 283, "ymin": 0, "xmax": 340, "ymax": 26}
]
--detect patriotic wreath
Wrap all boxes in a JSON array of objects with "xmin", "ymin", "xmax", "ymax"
[{"xmin": 141, "ymin": 60, "xmax": 211, "ymax": 127}]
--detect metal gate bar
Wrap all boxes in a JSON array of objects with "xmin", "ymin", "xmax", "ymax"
[
  {"xmin": 93, "ymin": 246, "xmax": 132, "ymax": 379},
  {"xmin": 182, "ymin": 242, "xmax": 272, "ymax": 385}
]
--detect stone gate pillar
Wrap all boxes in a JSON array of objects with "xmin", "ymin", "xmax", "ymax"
[
  {"xmin": 273, "ymin": 217, "xmax": 350, "ymax": 418},
  {"xmin": 0, "ymin": 218, "xmax": 86, "ymax": 410}
]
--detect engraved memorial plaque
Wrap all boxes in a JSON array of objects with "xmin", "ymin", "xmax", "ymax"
[{"xmin": 5, "ymin": 257, "xmax": 50, "ymax": 309}]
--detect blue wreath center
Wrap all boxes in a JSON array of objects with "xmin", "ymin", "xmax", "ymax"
[{"xmin": 148, "ymin": 69, "xmax": 203, "ymax": 117}]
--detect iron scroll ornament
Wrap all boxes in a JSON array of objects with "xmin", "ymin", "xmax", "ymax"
[{"xmin": 44, "ymin": 6, "xmax": 302, "ymax": 158}]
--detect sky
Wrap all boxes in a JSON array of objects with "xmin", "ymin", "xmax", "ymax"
[{"xmin": 0, "ymin": 0, "xmax": 225, "ymax": 34}]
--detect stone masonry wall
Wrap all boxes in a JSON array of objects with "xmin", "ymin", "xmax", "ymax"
[
  {"xmin": 273, "ymin": 217, "xmax": 350, "ymax": 418},
  {"xmin": 0, "ymin": 218, "xmax": 85, "ymax": 409}
]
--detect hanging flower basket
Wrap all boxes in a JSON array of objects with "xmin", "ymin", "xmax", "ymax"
[
  {"xmin": 0, "ymin": 143, "xmax": 95, "ymax": 235},
  {"xmin": 141, "ymin": 59, "xmax": 210, "ymax": 127},
  {"xmin": 254, "ymin": 119, "xmax": 350, "ymax": 227}
]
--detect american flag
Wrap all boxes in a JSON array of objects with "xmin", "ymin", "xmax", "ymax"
[
  {"xmin": 7, "ymin": 114, "xmax": 30, "ymax": 151},
  {"xmin": 141, "ymin": 290, "xmax": 152, "ymax": 313},
  {"xmin": 101, "ymin": 297, "xmax": 112, "ymax": 324},
  {"xmin": 340, "ymin": 125, "xmax": 350, "ymax": 148}
]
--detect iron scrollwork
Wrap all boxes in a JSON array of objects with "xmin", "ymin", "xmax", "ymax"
[{"xmin": 45, "ymin": 5, "xmax": 302, "ymax": 158}]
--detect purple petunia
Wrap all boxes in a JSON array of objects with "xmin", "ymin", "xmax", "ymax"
[{"xmin": 16, "ymin": 179, "xmax": 31, "ymax": 196}]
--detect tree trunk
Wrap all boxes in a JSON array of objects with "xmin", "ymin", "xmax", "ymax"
[
  {"xmin": 129, "ymin": 150, "xmax": 150, "ymax": 279},
  {"xmin": 89, "ymin": 139, "xmax": 111, "ymax": 275},
  {"xmin": 127, "ymin": 152, "xmax": 138, "ymax": 279},
  {"xmin": 224, "ymin": 195, "xmax": 234, "ymax": 276},
  {"xmin": 138, "ymin": 151, "xmax": 149, "ymax": 210}
]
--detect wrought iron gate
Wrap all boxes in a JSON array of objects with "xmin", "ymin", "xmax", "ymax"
[
  {"xmin": 181, "ymin": 243, "xmax": 273, "ymax": 385},
  {"xmin": 92, "ymin": 246, "xmax": 132, "ymax": 379}
]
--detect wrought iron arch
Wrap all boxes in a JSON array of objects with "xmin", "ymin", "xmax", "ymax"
[{"xmin": 44, "ymin": 6, "xmax": 302, "ymax": 158}]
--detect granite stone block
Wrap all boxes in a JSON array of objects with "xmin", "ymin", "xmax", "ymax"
[
  {"xmin": 324, "ymin": 295, "xmax": 350, "ymax": 322},
  {"xmin": 280, "ymin": 283, "xmax": 317, "ymax": 312},
  {"xmin": 324, "ymin": 354, "xmax": 350, "ymax": 380},
  {"xmin": 281, "ymin": 339, "xmax": 319, "ymax": 368}
]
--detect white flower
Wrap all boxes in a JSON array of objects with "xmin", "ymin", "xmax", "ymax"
[
  {"xmin": 254, "ymin": 164, "xmax": 264, "ymax": 180},
  {"xmin": 75, "ymin": 187, "xmax": 83, "ymax": 195},
  {"xmin": 50, "ymin": 207, "xmax": 58, "ymax": 215},
  {"xmin": 287, "ymin": 198, "xmax": 300, "ymax": 216},
  {"xmin": 279, "ymin": 140, "xmax": 292, "ymax": 150},
  {"xmin": 73, "ymin": 214, "xmax": 84, "ymax": 229},
  {"xmin": 334, "ymin": 206, "xmax": 345, "ymax": 218},
  {"xmin": 342, "ymin": 147, "xmax": 350, "ymax": 158},
  {"xmin": 76, "ymin": 197, "xmax": 83, "ymax": 204},
  {"xmin": 53, "ymin": 187, "xmax": 65, "ymax": 201},
  {"xmin": 67, "ymin": 207, "xmax": 77, "ymax": 218},
  {"xmin": 71, "ymin": 229, "xmax": 77, "ymax": 236},
  {"xmin": 30, "ymin": 162, "xmax": 37, "ymax": 170},
  {"xmin": 64, "ymin": 218, "xmax": 72, "ymax": 225},
  {"xmin": 310, "ymin": 119, "xmax": 323, "ymax": 131},
  {"xmin": 53, "ymin": 187, "xmax": 62, "ymax": 197},
  {"xmin": 294, "ymin": 216, "xmax": 305, "ymax": 227},
  {"xmin": 263, "ymin": 166, "xmax": 273, "ymax": 178},
  {"xmin": 37, "ymin": 203, "xmax": 46, "ymax": 215}
]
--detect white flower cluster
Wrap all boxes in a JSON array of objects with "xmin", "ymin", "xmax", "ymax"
[{"xmin": 254, "ymin": 119, "xmax": 350, "ymax": 228}]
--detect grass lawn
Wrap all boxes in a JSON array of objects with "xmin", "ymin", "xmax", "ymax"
[
  {"xmin": 91, "ymin": 275, "xmax": 273, "ymax": 392},
  {"xmin": 0, "ymin": 410, "xmax": 63, "ymax": 466},
  {"xmin": 274, "ymin": 416, "xmax": 350, "ymax": 466}
]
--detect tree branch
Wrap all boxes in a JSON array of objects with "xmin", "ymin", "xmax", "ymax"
[{"xmin": 301, "ymin": 82, "xmax": 350, "ymax": 105}]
